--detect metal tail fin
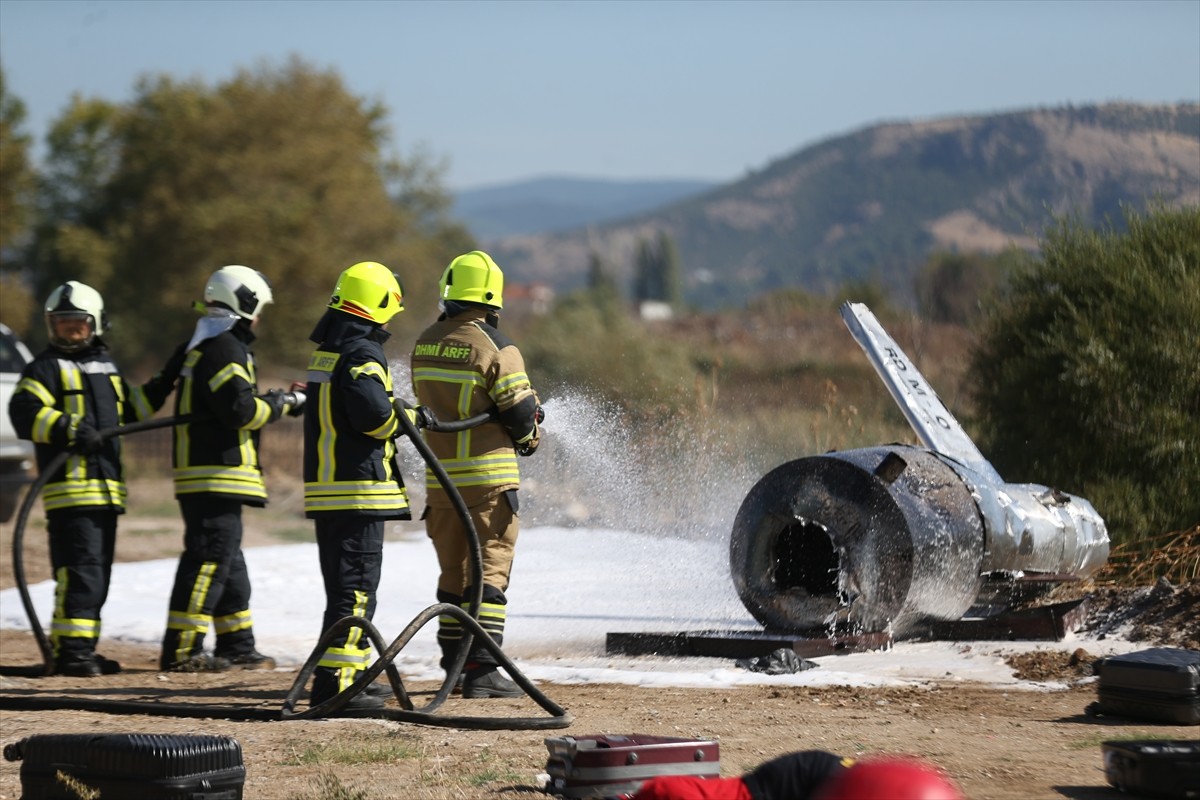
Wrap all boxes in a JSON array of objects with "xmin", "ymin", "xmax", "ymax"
[{"xmin": 839, "ymin": 302, "xmax": 1001, "ymax": 483}]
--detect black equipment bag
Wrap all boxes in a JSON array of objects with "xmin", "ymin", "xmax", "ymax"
[
  {"xmin": 1102, "ymin": 739, "xmax": 1200, "ymax": 798},
  {"xmin": 3, "ymin": 733, "xmax": 245, "ymax": 800},
  {"xmin": 544, "ymin": 734, "xmax": 720, "ymax": 799},
  {"xmin": 1094, "ymin": 647, "xmax": 1200, "ymax": 725}
]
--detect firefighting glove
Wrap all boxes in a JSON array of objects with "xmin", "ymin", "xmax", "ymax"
[
  {"xmin": 514, "ymin": 405, "xmax": 544, "ymax": 456},
  {"xmin": 392, "ymin": 397, "xmax": 437, "ymax": 430},
  {"xmin": 71, "ymin": 420, "xmax": 105, "ymax": 455},
  {"xmin": 261, "ymin": 389, "xmax": 288, "ymax": 422}
]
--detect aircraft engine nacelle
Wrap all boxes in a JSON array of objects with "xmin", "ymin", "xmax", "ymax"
[{"xmin": 730, "ymin": 445, "xmax": 985, "ymax": 637}]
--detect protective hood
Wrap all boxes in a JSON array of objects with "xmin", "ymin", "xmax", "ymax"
[
  {"xmin": 308, "ymin": 308, "xmax": 391, "ymax": 347},
  {"xmin": 186, "ymin": 308, "xmax": 240, "ymax": 351}
]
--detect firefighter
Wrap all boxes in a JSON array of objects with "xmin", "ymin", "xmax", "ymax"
[
  {"xmin": 302, "ymin": 261, "xmax": 410, "ymax": 713},
  {"xmin": 8, "ymin": 281, "xmax": 183, "ymax": 676},
  {"xmin": 411, "ymin": 250, "xmax": 542, "ymax": 699},
  {"xmin": 158, "ymin": 265, "xmax": 300, "ymax": 672}
]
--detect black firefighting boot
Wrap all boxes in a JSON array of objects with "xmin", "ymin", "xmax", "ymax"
[
  {"xmin": 54, "ymin": 642, "xmax": 121, "ymax": 677},
  {"xmin": 311, "ymin": 666, "xmax": 385, "ymax": 715},
  {"xmin": 462, "ymin": 664, "xmax": 523, "ymax": 699},
  {"xmin": 215, "ymin": 629, "xmax": 276, "ymax": 670}
]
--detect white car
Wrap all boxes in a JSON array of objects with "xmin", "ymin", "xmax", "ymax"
[{"xmin": 0, "ymin": 322, "xmax": 36, "ymax": 521}]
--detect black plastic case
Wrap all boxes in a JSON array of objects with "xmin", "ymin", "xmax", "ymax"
[
  {"xmin": 1102, "ymin": 739, "xmax": 1200, "ymax": 798},
  {"xmin": 1094, "ymin": 647, "xmax": 1200, "ymax": 725},
  {"xmin": 4, "ymin": 733, "xmax": 245, "ymax": 800}
]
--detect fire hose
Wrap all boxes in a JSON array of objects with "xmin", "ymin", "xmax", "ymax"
[{"xmin": 0, "ymin": 398, "xmax": 571, "ymax": 730}]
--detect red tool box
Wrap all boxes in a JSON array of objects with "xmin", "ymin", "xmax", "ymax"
[{"xmin": 545, "ymin": 734, "xmax": 721, "ymax": 798}]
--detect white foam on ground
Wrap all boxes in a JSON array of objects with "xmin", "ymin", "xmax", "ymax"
[{"xmin": 0, "ymin": 527, "xmax": 1145, "ymax": 689}]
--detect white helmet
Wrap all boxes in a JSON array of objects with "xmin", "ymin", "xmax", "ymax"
[
  {"xmin": 204, "ymin": 265, "xmax": 274, "ymax": 321},
  {"xmin": 45, "ymin": 280, "xmax": 107, "ymax": 352}
]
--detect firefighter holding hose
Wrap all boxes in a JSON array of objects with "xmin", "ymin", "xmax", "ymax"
[
  {"xmin": 301, "ymin": 261, "xmax": 412, "ymax": 714},
  {"xmin": 8, "ymin": 281, "xmax": 183, "ymax": 676},
  {"xmin": 158, "ymin": 265, "xmax": 299, "ymax": 673},
  {"xmin": 411, "ymin": 250, "xmax": 543, "ymax": 699}
]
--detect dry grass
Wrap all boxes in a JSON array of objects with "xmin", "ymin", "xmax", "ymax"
[{"xmin": 1097, "ymin": 525, "xmax": 1200, "ymax": 586}]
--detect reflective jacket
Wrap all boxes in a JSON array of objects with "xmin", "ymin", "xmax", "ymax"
[
  {"xmin": 172, "ymin": 323, "xmax": 273, "ymax": 505},
  {"xmin": 8, "ymin": 342, "xmax": 174, "ymax": 514},
  {"xmin": 411, "ymin": 307, "xmax": 540, "ymax": 507},
  {"xmin": 302, "ymin": 311, "xmax": 410, "ymax": 520}
]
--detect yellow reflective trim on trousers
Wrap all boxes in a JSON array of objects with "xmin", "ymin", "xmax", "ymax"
[
  {"xmin": 50, "ymin": 617, "xmax": 100, "ymax": 639},
  {"xmin": 53, "ymin": 567, "xmax": 68, "ymax": 620},
  {"xmin": 188, "ymin": 562, "xmax": 217, "ymax": 615},
  {"xmin": 462, "ymin": 601, "xmax": 506, "ymax": 634},
  {"xmin": 166, "ymin": 611, "xmax": 211, "ymax": 632},
  {"xmin": 214, "ymin": 610, "xmax": 253, "ymax": 635},
  {"xmin": 347, "ymin": 589, "xmax": 369, "ymax": 649},
  {"xmin": 317, "ymin": 646, "xmax": 372, "ymax": 670}
]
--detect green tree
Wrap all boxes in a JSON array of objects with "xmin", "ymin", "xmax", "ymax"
[
  {"xmin": 0, "ymin": 64, "xmax": 38, "ymax": 333},
  {"xmin": 585, "ymin": 249, "xmax": 621, "ymax": 309},
  {"xmin": 29, "ymin": 57, "xmax": 471, "ymax": 371},
  {"xmin": 631, "ymin": 231, "xmax": 682, "ymax": 311},
  {"xmin": 969, "ymin": 205, "xmax": 1200, "ymax": 547}
]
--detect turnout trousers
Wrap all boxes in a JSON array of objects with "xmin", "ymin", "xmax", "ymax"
[
  {"xmin": 47, "ymin": 509, "xmax": 117, "ymax": 661},
  {"xmin": 313, "ymin": 516, "xmax": 384, "ymax": 699},
  {"xmin": 426, "ymin": 490, "xmax": 518, "ymax": 670},
  {"xmin": 160, "ymin": 496, "xmax": 257, "ymax": 669}
]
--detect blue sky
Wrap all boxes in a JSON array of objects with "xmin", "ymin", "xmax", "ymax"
[{"xmin": 2, "ymin": 0, "xmax": 1198, "ymax": 191}]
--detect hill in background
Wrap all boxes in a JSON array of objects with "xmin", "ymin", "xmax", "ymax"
[
  {"xmin": 452, "ymin": 176, "xmax": 717, "ymax": 238},
  {"xmin": 480, "ymin": 102, "xmax": 1200, "ymax": 309}
]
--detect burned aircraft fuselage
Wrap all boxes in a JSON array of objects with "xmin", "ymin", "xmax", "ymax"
[{"xmin": 729, "ymin": 303, "xmax": 1109, "ymax": 638}]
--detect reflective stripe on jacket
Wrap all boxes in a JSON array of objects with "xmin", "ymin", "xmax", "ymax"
[
  {"xmin": 302, "ymin": 313, "xmax": 410, "ymax": 519},
  {"xmin": 8, "ymin": 345, "xmax": 169, "ymax": 513},
  {"xmin": 172, "ymin": 327, "xmax": 270, "ymax": 503},
  {"xmin": 411, "ymin": 308, "xmax": 539, "ymax": 507}
]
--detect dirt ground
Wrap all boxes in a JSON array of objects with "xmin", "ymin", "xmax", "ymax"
[{"xmin": 1, "ymin": 488, "xmax": 1197, "ymax": 800}]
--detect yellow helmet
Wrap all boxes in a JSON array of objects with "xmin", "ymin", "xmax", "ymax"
[
  {"xmin": 329, "ymin": 261, "xmax": 404, "ymax": 324},
  {"xmin": 440, "ymin": 251, "xmax": 504, "ymax": 309}
]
